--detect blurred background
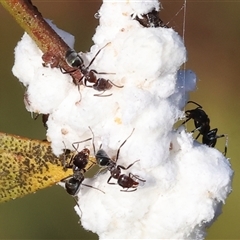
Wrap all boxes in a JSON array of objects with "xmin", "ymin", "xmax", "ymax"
[{"xmin": 0, "ymin": 0, "xmax": 239, "ymax": 239}]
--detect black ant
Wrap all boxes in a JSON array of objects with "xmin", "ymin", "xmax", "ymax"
[
  {"xmin": 89, "ymin": 127, "xmax": 146, "ymax": 192},
  {"xmin": 62, "ymin": 138, "xmax": 104, "ymax": 196},
  {"xmin": 182, "ymin": 101, "xmax": 228, "ymax": 156},
  {"xmin": 132, "ymin": 9, "xmax": 168, "ymax": 28},
  {"xmin": 61, "ymin": 44, "xmax": 123, "ymax": 96}
]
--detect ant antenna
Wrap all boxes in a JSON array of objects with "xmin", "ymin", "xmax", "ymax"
[
  {"xmin": 72, "ymin": 137, "xmax": 92, "ymax": 152},
  {"xmin": 88, "ymin": 126, "xmax": 96, "ymax": 155},
  {"xmin": 86, "ymin": 43, "xmax": 111, "ymax": 70},
  {"xmin": 82, "ymin": 183, "xmax": 105, "ymax": 194},
  {"xmin": 61, "ymin": 141, "xmax": 72, "ymax": 167},
  {"xmin": 115, "ymin": 128, "xmax": 135, "ymax": 162}
]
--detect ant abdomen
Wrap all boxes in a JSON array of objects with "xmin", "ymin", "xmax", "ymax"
[
  {"xmin": 95, "ymin": 149, "xmax": 111, "ymax": 166},
  {"xmin": 65, "ymin": 49, "xmax": 84, "ymax": 68},
  {"xmin": 65, "ymin": 175, "xmax": 84, "ymax": 196}
]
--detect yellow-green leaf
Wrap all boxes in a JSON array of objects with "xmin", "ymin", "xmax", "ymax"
[{"xmin": 0, "ymin": 132, "xmax": 96, "ymax": 203}]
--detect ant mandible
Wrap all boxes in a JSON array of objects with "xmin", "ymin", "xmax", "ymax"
[
  {"xmin": 89, "ymin": 127, "xmax": 146, "ymax": 192},
  {"xmin": 62, "ymin": 138, "xmax": 104, "ymax": 196},
  {"xmin": 182, "ymin": 101, "xmax": 228, "ymax": 156},
  {"xmin": 61, "ymin": 43, "xmax": 123, "ymax": 96}
]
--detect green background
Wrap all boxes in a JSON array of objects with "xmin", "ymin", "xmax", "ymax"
[{"xmin": 0, "ymin": 1, "xmax": 239, "ymax": 239}]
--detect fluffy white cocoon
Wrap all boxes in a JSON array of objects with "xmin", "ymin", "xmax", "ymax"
[{"xmin": 12, "ymin": 0, "xmax": 233, "ymax": 239}]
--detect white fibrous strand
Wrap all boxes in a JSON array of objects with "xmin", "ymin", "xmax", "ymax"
[{"xmin": 12, "ymin": 0, "xmax": 233, "ymax": 239}]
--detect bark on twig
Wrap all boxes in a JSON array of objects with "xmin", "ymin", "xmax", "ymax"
[{"xmin": 1, "ymin": 0, "xmax": 82, "ymax": 82}]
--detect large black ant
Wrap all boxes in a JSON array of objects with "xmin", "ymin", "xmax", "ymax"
[
  {"xmin": 89, "ymin": 127, "xmax": 146, "ymax": 192},
  {"xmin": 182, "ymin": 101, "xmax": 228, "ymax": 156},
  {"xmin": 62, "ymin": 138, "xmax": 104, "ymax": 196},
  {"xmin": 61, "ymin": 44, "xmax": 123, "ymax": 96}
]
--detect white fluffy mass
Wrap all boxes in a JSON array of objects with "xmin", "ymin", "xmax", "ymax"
[{"xmin": 12, "ymin": 0, "xmax": 233, "ymax": 239}]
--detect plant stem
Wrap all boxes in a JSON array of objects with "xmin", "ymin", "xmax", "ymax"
[{"xmin": 1, "ymin": 0, "xmax": 82, "ymax": 80}]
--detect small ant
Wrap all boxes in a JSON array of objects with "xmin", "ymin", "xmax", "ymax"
[
  {"xmin": 182, "ymin": 101, "xmax": 228, "ymax": 156},
  {"xmin": 62, "ymin": 138, "xmax": 104, "ymax": 196},
  {"xmin": 132, "ymin": 9, "xmax": 168, "ymax": 28},
  {"xmin": 89, "ymin": 127, "xmax": 145, "ymax": 192},
  {"xmin": 61, "ymin": 44, "xmax": 123, "ymax": 96}
]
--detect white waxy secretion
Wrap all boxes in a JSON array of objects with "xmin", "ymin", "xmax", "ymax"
[{"xmin": 12, "ymin": 0, "xmax": 233, "ymax": 239}]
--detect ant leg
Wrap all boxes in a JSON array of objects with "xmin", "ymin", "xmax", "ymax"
[
  {"xmin": 120, "ymin": 188, "xmax": 137, "ymax": 192},
  {"xmin": 64, "ymin": 156, "xmax": 74, "ymax": 170},
  {"xmin": 82, "ymin": 183, "xmax": 105, "ymax": 194},
  {"xmin": 60, "ymin": 175, "xmax": 71, "ymax": 183},
  {"xmin": 194, "ymin": 132, "xmax": 201, "ymax": 140},
  {"xmin": 76, "ymin": 84, "xmax": 82, "ymax": 102},
  {"xmin": 93, "ymin": 91, "xmax": 112, "ymax": 97},
  {"xmin": 89, "ymin": 69, "xmax": 115, "ymax": 75},
  {"xmin": 190, "ymin": 125, "xmax": 202, "ymax": 139},
  {"xmin": 62, "ymin": 141, "xmax": 72, "ymax": 168},
  {"xmin": 107, "ymin": 175, "xmax": 117, "ymax": 185},
  {"xmin": 222, "ymin": 134, "xmax": 228, "ymax": 156},
  {"xmin": 33, "ymin": 113, "xmax": 40, "ymax": 120},
  {"xmin": 60, "ymin": 66, "xmax": 83, "ymax": 102},
  {"xmin": 181, "ymin": 117, "xmax": 191, "ymax": 125},
  {"xmin": 76, "ymin": 75, "xmax": 85, "ymax": 85},
  {"xmin": 117, "ymin": 160, "xmax": 140, "ymax": 171},
  {"xmin": 129, "ymin": 173, "xmax": 146, "ymax": 183},
  {"xmin": 215, "ymin": 133, "xmax": 228, "ymax": 156},
  {"xmin": 115, "ymin": 128, "xmax": 135, "ymax": 162},
  {"xmin": 59, "ymin": 66, "xmax": 78, "ymax": 74},
  {"xmin": 107, "ymin": 80, "xmax": 124, "ymax": 89}
]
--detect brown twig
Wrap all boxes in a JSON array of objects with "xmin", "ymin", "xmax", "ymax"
[{"xmin": 1, "ymin": 0, "xmax": 82, "ymax": 82}]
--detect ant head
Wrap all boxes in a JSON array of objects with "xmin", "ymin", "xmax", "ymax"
[
  {"xmin": 65, "ymin": 49, "xmax": 84, "ymax": 69},
  {"xmin": 72, "ymin": 148, "xmax": 90, "ymax": 169}
]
